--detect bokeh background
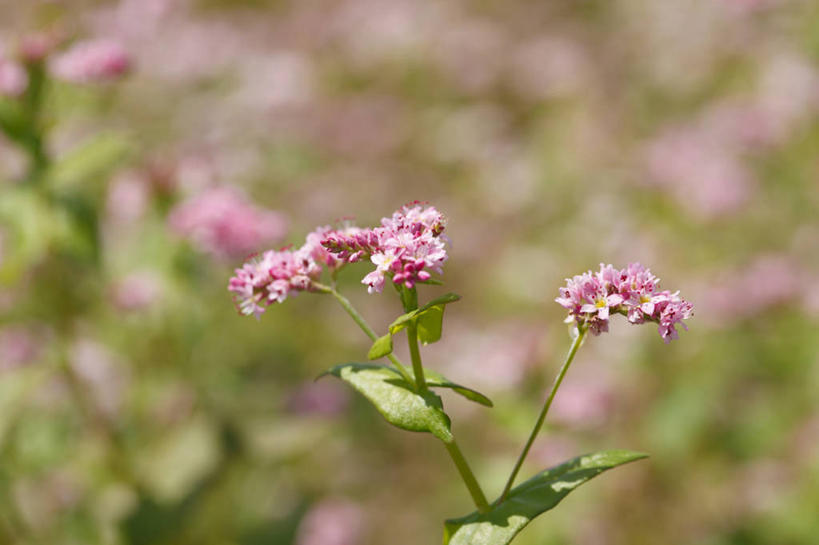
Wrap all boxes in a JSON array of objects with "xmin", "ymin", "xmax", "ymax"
[{"xmin": 2, "ymin": 0, "xmax": 819, "ymax": 544}]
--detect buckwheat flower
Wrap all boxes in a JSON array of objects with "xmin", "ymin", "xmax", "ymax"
[
  {"xmin": 619, "ymin": 263, "xmax": 664, "ymax": 323},
  {"xmin": 228, "ymin": 238, "xmax": 323, "ymax": 318},
  {"xmin": 321, "ymin": 227, "xmax": 380, "ymax": 263},
  {"xmin": 304, "ymin": 224, "xmax": 368, "ymax": 269},
  {"xmin": 169, "ymin": 186, "xmax": 288, "ymax": 259},
  {"xmin": 556, "ymin": 270, "xmax": 619, "ymax": 335},
  {"xmin": 655, "ymin": 292, "xmax": 694, "ymax": 343},
  {"xmin": 0, "ymin": 57, "xmax": 28, "ymax": 97},
  {"xmin": 557, "ymin": 262, "xmax": 693, "ymax": 342},
  {"xmin": 50, "ymin": 39, "xmax": 131, "ymax": 84},
  {"xmin": 322, "ymin": 202, "xmax": 449, "ymax": 293}
]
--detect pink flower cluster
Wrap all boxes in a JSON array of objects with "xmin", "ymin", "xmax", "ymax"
[
  {"xmin": 556, "ymin": 263, "xmax": 693, "ymax": 342},
  {"xmin": 169, "ymin": 186, "xmax": 288, "ymax": 259},
  {"xmin": 228, "ymin": 225, "xmax": 346, "ymax": 318},
  {"xmin": 0, "ymin": 55, "xmax": 27, "ymax": 97},
  {"xmin": 321, "ymin": 202, "xmax": 448, "ymax": 293},
  {"xmin": 50, "ymin": 39, "xmax": 131, "ymax": 84}
]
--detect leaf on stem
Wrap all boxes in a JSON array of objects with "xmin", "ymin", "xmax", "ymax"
[
  {"xmin": 51, "ymin": 132, "xmax": 133, "ymax": 192},
  {"xmin": 318, "ymin": 363, "xmax": 453, "ymax": 443},
  {"xmin": 443, "ymin": 450, "xmax": 648, "ymax": 545},
  {"xmin": 367, "ymin": 334, "xmax": 393, "ymax": 360},
  {"xmin": 388, "ymin": 292, "xmax": 461, "ymax": 340},
  {"xmin": 424, "ymin": 369, "xmax": 493, "ymax": 407}
]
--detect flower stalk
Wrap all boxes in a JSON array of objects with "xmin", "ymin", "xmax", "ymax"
[{"xmin": 498, "ymin": 325, "xmax": 587, "ymax": 503}]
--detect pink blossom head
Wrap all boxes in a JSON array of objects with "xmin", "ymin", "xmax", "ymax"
[
  {"xmin": 50, "ymin": 39, "xmax": 131, "ymax": 84},
  {"xmin": 228, "ymin": 244, "xmax": 322, "ymax": 318},
  {"xmin": 18, "ymin": 32, "xmax": 61, "ymax": 63},
  {"xmin": 0, "ymin": 57, "xmax": 28, "ymax": 97},
  {"xmin": 321, "ymin": 202, "xmax": 449, "ymax": 294},
  {"xmin": 169, "ymin": 187, "xmax": 288, "ymax": 259},
  {"xmin": 557, "ymin": 262, "xmax": 693, "ymax": 342}
]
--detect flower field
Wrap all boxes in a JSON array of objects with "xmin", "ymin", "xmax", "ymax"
[{"xmin": 1, "ymin": 1, "xmax": 818, "ymax": 544}]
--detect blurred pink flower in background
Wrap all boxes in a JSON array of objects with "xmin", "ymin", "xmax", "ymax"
[
  {"xmin": 295, "ymin": 498, "xmax": 365, "ymax": 545},
  {"xmin": 332, "ymin": 0, "xmax": 431, "ymax": 69},
  {"xmin": 169, "ymin": 186, "xmax": 288, "ymax": 259},
  {"xmin": 111, "ymin": 270, "xmax": 162, "ymax": 312},
  {"xmin": 431, "ymin": 322, "xmax": 543, "ymax": 393},
  {"xmin": 509, "ymin": 36, "xmax": 590, "ymax": 100},
  {"xmin": 69, "ymin": 340, "xmax": 129, "ymax": 419},
  {"xmin": 50, "ymin": 39, "xmax": 131, "ymax": 84},
  {"xmin": 0, "ymin": 326, "xmax": 44, "ymax": 371},
  {"xmin": 434, "ymin": 19, "xmax": 506, "ymax": 94},
  {"xmin": 698, "ymin": 255, "xmax": 806, "ymax": 324},
  {"xmin": 754, "ymin": 53, "xmax": 819, "ymax": 143},
  {"xmin": 528, "ymin": 435, "xmax": 579, "ymax": 468},
  {"xmin": 0, "ymin": 55, "xmax": 27, "ymax": 97},
  {"xmin": 235, "ymin": 52, "xmax": 316, "ymax": 112},
  {"xmin": 286, "ymin": 380, "xmax": 350, "ymax": 416},
  {"xmin": 13, "ymin": 470, "xmax": 84, "ymax": 531},
  {"xmin": 550, "ymin": 366, "xmax": 616, "ymax": 429},
  {"xmin": 643, "ymin": 52, "xmax": 818, "ymax": 221},
  {"xmin": 106, "ymin": 171, "xmax": 151, "ymax": 226},
  {"xmin": 644, "ymin": 124, "xmax": 754, "ymax": 220},
  {"xmin": 18, "ymin": 32, "xmax": 61, "ymax": 63},
  {"xmin": 722, "ymin": 0, "xmax": 785, "ymax": 15}
]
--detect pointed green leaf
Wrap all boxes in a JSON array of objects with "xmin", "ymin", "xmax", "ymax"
[
  {"xmin": 424, "ymin": 370, "xmax": 493, "ymax": 407},
  {"xmin": 367, "ymin": 334, "xmax": 394, "ymax": 360},
  {"xmin": 443, "ymin": 450, "xmax": 648, "ymax": 545},
  {"xmin": 388, "ymin": 293, "xmax": 461, "ymax": 335},
  {"xmin": 50, "ymin": 132, "xmax": 132, "ymax": 191},
  {"xmin": 422, "ymin": 293, "xmax": 462, "ymax": 308},
  {"xmin": 417, "ymin": 304, "xmax": 444, "ymax": 344},
  {"xmin": 319, "ymin": 363, "xmax": 453, "ymax": 443}
]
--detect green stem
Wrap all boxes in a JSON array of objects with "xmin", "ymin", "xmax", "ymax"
[
  {"xmin": 498, "ymin": 326, "xmax": 587, "ymax": 502},
  {"xmin": 445, "ymin": 440, "xmax": 490, "ymax": 514},
  {"xmin": 21, "ymin": 61, "xmax": 49, "ymax": 184},
  {"xmin": 316, "ymin": 282, "xmax": 489, "ymax": 513},
  {"xmin": 315, "ymin": 283, "xmax": 415, "ymax": 385},
  {"xmin": 400, "ymin": 286, "xmax": 427, "ymax": 392},
  {"xmin": 406, "ymin": 322, "xmax": 428, "ymax": 393}
]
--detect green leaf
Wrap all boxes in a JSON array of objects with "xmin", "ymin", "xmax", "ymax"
[
  {"xmin": 0, "ymin": 99, "xmax": 30, "ymax": 144},
  {"xmin": 424, "ymin": 370, "xmax": 493, "ymax": 407},
  {"xmin": 50, "ymin": 132, "xmax": 132, "ymax": 192},
  {"xmin": 367, "ymin": 334, "xmax": 393, "ymax": 360},
  {"xmin": 417, "ymin": 304, "xmax": 444, "ymax": 344},
  {"xmin": 388, "ymin": 292, "xmax": 461, "ymax": 335},
  {"xmin": 443, "ymin": 450, "xmax": 648, "ymax": 545},
  {"xmin": 319, "ymin": 363, "xmax": 453, "ymax": 443}
]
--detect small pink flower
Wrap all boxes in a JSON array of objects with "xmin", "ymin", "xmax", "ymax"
[
  {"xmin": 557, "ymin": 263, "xmax": 693, "ymax": 342},
  {"xmin": 322, "ymin": 202, "xmax": 449, "ymax": 293},
  {"xmin": 169, "ymin": 187, "xmax": 288, "ymax": 259},
  {"xmin": 0, "ymin": 58, "xmax": 28, "ymax": 97},
  {"xmin": 50, "ymin": 39, "xmax": 131, "ymax": 84},
  {"xmin": 228, "ymin": 241, "xmax": 322, "ymax": 318}
]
